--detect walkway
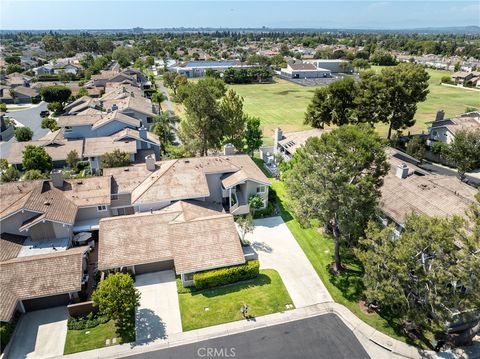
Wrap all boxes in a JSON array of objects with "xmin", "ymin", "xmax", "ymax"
[
  {"xmin": 7, "ymin": 306, "xmax": 68, "ymax": 359},
  {"xmin": 134, "ymin": 270, "xmax": 182, "ymax": 343},
  {"xmin": 155, "ymin": 78, "xmax": 181, "ymax": 144},
  {"xmin": 244, "ymin": 216, "xmax": 333, "ymax": 307}
]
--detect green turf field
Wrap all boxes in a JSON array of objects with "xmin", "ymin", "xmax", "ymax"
[{"xmin": 228, "ymin": 69, "xmax": 479, "ymax": 140}]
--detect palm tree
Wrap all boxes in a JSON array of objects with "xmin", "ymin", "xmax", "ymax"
[{"xmin": 151, "ymin": 112, "xmax": 178, "ymax": 155}]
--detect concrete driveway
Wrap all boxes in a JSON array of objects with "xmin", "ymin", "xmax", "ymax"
[
  {"xmin": 6, "ymin": 306, "xmax": 68, "ymax": 359},
  {"xmin": 244, "ymin": 216, "xmax": 333, "ymax": 308},
  {"xmin": 134, "ymin": 270, "xmax": 182, "ymax": 343}
]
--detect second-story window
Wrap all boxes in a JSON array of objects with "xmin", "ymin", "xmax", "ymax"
[{"xmin": 97, "ymin": 205, "xmax": 107, "ymax": 212}]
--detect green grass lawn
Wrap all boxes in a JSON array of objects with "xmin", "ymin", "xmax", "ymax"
[
  {"xmin": 64, "ymin": 320, "xmax": 118, "ymax": 355},
  {"xmin": 63, "ymin": 317, "xmax": 135, "ymax": 355},
  {"xmin": 177, "ymin": 269, "xmax": 294, "ymax": 331},
  {"xmin": 252, "ymin": 158, "xmax": 431, "ymax": 348}
]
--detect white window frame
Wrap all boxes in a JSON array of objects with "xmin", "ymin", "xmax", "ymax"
[
  {"xmin": 256, "ymin": 185, "xmax": 267, "ymax": 194},
  {"xmin": 111, "ymin": 194, "xmax": 119, "ymax": 201},
  {"xmin": 97, "ymin": 205, "xmax": 107, "ymax": 212}
]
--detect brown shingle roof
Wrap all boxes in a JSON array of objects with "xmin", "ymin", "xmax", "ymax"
[
  {"xmin": 278, "ymin": 128, "xmax": 331, "ymax": 155},
  {"xmin": 0, "ymin": 247, "xmax": 87, "ymax": 322},
  {"xmin": 0, "ymin": 233, "xmax": 27, "ymax": 261},
  {"xmin": 83, "ymin": 136, "xmax": 137, "ymax": 157},
  {"xmin": 98, "ymin": 201, "xmax": 245, "ymax": 274}
]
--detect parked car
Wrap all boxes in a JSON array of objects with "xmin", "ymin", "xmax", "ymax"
[{"xmin": 40, "ymin": 110, "xmax": 50, "ymax": 118}]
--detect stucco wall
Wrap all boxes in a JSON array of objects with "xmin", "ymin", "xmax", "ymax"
[
  {"xmin": 75, "ymin": 206, "xmax": 111, "ymax": 222},
  {"xmin": 0, "ymin": 210, "xmax": 38, "ymax": 235},
  {"xmin": 205, "ymin": 173, "xmax": 223, "ymax": 205}
]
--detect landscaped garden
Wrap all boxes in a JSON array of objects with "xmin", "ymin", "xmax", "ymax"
[{"xmin": 177, "ymin": 269, "xmax": 294, "ymax": 331}]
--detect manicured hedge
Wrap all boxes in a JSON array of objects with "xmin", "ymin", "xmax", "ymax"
[
  {"xmin": 67, "ymin": 312, "xmax": 109, "ymax": 331},
  {"xmin": 193, "ymin": 260, "xmax": 260, "ymax": 290}
]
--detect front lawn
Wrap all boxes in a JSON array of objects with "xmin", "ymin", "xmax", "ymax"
[
  {"xmin": 177, "ymin": 269, "xmax": 294, "ymax": 331},
  {"xmin": 64, "ymin": 318, "xmax": 135, "ymax": 355},
  {"xmin": 253, "ymin": 158, "xmax": 430, "ymax": 348}
]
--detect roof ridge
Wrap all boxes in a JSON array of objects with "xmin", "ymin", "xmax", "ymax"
[
  {"xmin": 0, "ymin": 246, "xmax": 87, "ymax": 264},
  {"xmin": 131, "ymin": 159, "xmax": 179, "ymax": 203}
]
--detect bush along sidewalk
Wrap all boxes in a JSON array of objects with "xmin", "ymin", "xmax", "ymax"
[{"xmin": 193, "ymin": 260, "xmax": 260, "ymax": 290}]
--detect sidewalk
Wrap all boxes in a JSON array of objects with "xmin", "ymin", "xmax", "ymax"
[{"xmin": 57, "ymin": 302, "xmax": 435, "ymax": 359}]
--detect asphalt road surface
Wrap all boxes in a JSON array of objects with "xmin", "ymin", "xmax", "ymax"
[{"xmin": 125, "ymin": 314, "xmax": 370, "ymax": 359}]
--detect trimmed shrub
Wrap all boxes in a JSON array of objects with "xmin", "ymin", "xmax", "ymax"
[
  {"xmin": 67, "ymin": 312, "xmax": 109, "ymax": 331},
  {"xmin": 193, "ymin": 260, "xmax": 260, "ymax": 290}
]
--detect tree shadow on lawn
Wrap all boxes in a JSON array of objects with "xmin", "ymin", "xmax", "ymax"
[
  {"xmin": 327, "ymin": 248, "xmax": 364, "ymax": 302},
  {"xmin": 114, "ymin": 312, "xmax": 136, "ymax": 346},
  {"xmin": 190, "ymin": 273, "xmax": 272, "ymax": 299}
]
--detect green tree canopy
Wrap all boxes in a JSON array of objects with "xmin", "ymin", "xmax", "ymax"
[
  {"xmin": 22, "ymin": 145, "xmax": 53, "ymax": 172},
  {"xmin": 446, "ymin": 130, "xmax": 480, "ymax": 179},
  {"xmin": 358, "ymin": 202, "xmax": 480, "ymax": 346},
  {"xmin": 92, "ymin": 273, "xmax": 140, "ymax": 333},
  {"xmin": 40, "ymin": 85, "xmax": 72, "ymax": 109},
  {"xmin": 304, "ymin": 77, "xmax": 358, "ymax": 129},
  {"xmin": 66, "ymin": 149, "xmax": 80, "ymax": 170},
  {"xmin": 285, "ymin": 124, "xmax": 389, "ymax": 272},
  {"xmin": 101, "ymin": 149, "xmax": 131, "ymax": 168},
  {"xmin": 41, "ymin": 117, "xmax": 59, "ymax": 132},
  {"xmin": 151, "ymin": 113, "xmax": 178, "ymax": 155},
  {"xmin": 23, "ymin": 169, "xmax": 49, "ymax": 181},
  {"xmin": 15, "ymin": 127, "xmax": 33, "ymax": 142},
  {"xmin": 244, "ymin": 116, "xmax": 263, "ymax": 155},
  {"xmin": 219, "ymin": 89, "xmax": 246, "ymax": 149}
]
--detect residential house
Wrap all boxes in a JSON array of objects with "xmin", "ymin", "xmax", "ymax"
[
  {"xmin": 9, "ymin": 86, "xmax": 40, "ymax": 104},
  {"xmin": 0, "ymin": 175, "xmax": 112, "ymax": 322},
  {"xmin": 260, "ymin": 127, "xmax": 330, "ymax": 165},
  {"xmin": 5, "ymin": 73, "xmax": 32, "ymax": 88},
  {"xmin": 98, "ymin": 200, "xmax": 245, "ymax": 286},
  {"xmin": 304, "ymin": 59, "xmax": 352, "ymax": 73},
  {"xmin": 451, "ymin": 71, "xmax": 480, "ymax": 85},
  {"xmin": 428, "ymin": 111, "xmax": 480, "ymax": 144},
  {"xmin": 379, "ymin": 148, "xmax": 477, "ymax": 235}
]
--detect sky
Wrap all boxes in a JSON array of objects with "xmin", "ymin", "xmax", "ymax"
[{"xmin": 1, "ymin": 1, "xmax": 479, "ymax": 30}]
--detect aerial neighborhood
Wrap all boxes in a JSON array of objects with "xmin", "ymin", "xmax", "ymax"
[{"xmin": 0, "ymin": 8, "xmax": 479, "ymax": 359}]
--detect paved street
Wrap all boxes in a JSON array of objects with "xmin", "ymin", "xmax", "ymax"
[
  {"xmin": 124, "ymin": 314, "xmax": 370, "ymax": 359},
  {"xmin": 135, "ymin": 271, "xmax": 182, "ymax": 343},
  {"xmin": 7, "ymin": 306, "xmax": 68, "ymax": 359},
  {"xmin": 244, "ymin": 216, "xmax": 333, "ymax": 307},
  {"xmin": 0, "ymin": 102, "xmax": 49, "ymax": 159}
]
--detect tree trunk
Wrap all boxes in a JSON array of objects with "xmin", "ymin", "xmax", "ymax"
[
  {"xmin": 387, "ymin": 122, "xmax": 393, "ymax": 140},
  {"xmin": 332, "ymin": 223, "xmax": 342, "ymax": 272}
]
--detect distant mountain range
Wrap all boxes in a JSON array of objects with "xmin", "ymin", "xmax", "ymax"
[{"xmin": 2, "ymin": 26, "xmax": 479, "ymax": 35}]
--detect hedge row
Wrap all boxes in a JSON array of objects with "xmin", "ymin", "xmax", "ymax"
[
  {"xmin": 67, "ymin": 312, "xmax": 109, "ymax": 331},
  {"xmin": 193, "ymin": 260, "xmax": 260, "ymax": 290}
]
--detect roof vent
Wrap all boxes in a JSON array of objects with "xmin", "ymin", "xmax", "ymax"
[
  {"xmin": 396, "ymin": 163, "xmax": 409, "ymax": 179},
  {"xmin": 44, "ymin": 201, "xmax": 51, "ymax": 206},
  {"xmin": 76, "ymin": 180, "xmax": 83, "ymax": 185},
  {"xmin": 123, "ymin": 168, "xmax": 130, "ymax": 172}
]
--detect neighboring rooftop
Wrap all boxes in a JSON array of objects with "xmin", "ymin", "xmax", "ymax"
[
  {"xmin": 278, "ymin": 128, "xmax": 331, "ymax": 155},
  {"xmin": 380, "ymin": 148, "xmax": 477, "ymax": 225},
  {"xmin": 98, "ymin": 200, "xmax": 244, "ymax": 274}
]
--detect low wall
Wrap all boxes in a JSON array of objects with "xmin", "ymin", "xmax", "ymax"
[{"xmin": 67, "ymin": 301, "xmax": 98, "ymax": 317}]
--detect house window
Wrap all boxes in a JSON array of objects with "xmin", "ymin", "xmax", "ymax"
[
  {"xmin": 256, "ymin": 185, "xmax": 267, "ymax": 194},
  {"xmin": 65, "ymin": 126, "xmax": 72, "ymax": 133},
  {"xmin": 146, "ymin": 117, "xmax": 153, "ymax": 124},
  {"xmin": 97, "ymin": 205, "xmax": 107, "ymax": 212},
  {"xmin": 183, "ymin": 273, "xmax": 194, "ymax": 281},
  {"xmin": 111, "ymin": 194, "xmax": 119, "ymax": 201}
]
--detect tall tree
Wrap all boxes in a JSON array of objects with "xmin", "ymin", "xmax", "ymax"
[
  {"xmin": 285, "ymin": 124, "xmax": 389, "ymax": 272},
  {"xmin": 22, "ymin": 145, "xmax": 53, "ymax": 173},
  {"xmin": 40, "ymin": 85, "xmax": 72, "ymax": 110},
  {"xmin": 244, "ymin": 116, "xmax": 263, "ymax": 155},
  {"xmin": 446, "ymin": 130, "xmax": 480, "ymax": 180},
  {"xmin": 359, "ymin": 64, "xmax": 429, "ymax": 139},
  {"xmin": 358, "ymin": 204, "xmax": 480, "ymax": 346},
  {"xmin": 101, "ymin": 149, "xmax": 131, "ymax": 168},
  {"xmin": 151, "ymin": 113, "xmax": 178, "ymax": 155},
  {"xmin": 304, "ymin": 77, "xmax": 357, "ymax": 128},
  {"xmin": 219, "ymin": 89, "xmax": 246, "ymax": 149},
  {"xmin": 179, "ymin": 81, "xmax": 223, "ymax": 156}
]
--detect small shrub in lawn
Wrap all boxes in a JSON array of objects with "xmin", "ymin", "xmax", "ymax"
[
  {"xmin": 67, "ymin": 312, "xmax": 110, "ymax": 331},
  {"xmin": 193, "ymin": 260, "xmax": 260, "ymax": 290}
]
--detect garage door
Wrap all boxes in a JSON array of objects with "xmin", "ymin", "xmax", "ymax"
[
  {"xmin": 22, "ymin": 293, "xmax": 70, "ymax": 312},
  {"xmin": 134, "ymin": 260, "xmax": 174, "ymax": 274}
]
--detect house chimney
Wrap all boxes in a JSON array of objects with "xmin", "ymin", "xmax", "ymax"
[
  {"xmin": 139, "ymin": 126, "xmax": 147, "ymax": 140},
  {"xmin": 435, "ymin": 110, "xmax": 445, "ymax": 122},
  {"xmin": 395, "ymin": 163, "xmax": 409, "ymax": 179},
  {"xmin": 223, "ymin": 143, "xmax": 235, "ymax": 156},
  {"xmin": 145, "ymin": 153, "xmax": 156, "ymax": 171},
  {"xmin": 273, "ymin": 128, "xmax": 283, "ymax": 153},
  {"xmin": 51, "ymin": 169, "xmax": 64, "ymax": 188}
]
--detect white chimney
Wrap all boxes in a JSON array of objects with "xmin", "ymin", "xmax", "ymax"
[
  {"xmin": 51, "ymin": 169, "xmax": 64, "ymax": 188},
  {"xmin": 273, "ymin": 128, "xmax": 283, "ymax": 153},
  {"xmin": 396, "ymin": 163, "xmax": 409, "ymax": 179},
  {"xmin": 145, "ymin": 154, "xmax": 156, "ymax": 171},
  {"xmin": 223, "ymin": 143, "xmax": 235, "ymax": 156}
]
